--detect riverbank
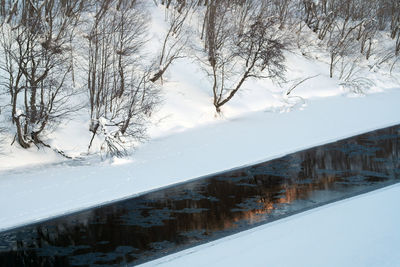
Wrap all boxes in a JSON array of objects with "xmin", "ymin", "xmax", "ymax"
[
  {"xmin": 142, "ymin": 182, "xmax": 400, "ymax": 267},
  {"xmin": 0, "ymin": 89, "xmax": 399, "ymax": 232}
]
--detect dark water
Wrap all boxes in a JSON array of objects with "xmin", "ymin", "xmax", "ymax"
[{"xmin": 1, "ymin": 125, "xmax": 400, "ymax": 266}]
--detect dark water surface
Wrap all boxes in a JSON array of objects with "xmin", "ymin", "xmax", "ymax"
[{"xmin": 1, "ymin": 125, "xmax": 400, "ymax": 266}]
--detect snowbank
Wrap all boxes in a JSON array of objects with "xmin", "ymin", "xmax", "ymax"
[{"xmin": 141, "ymin": 183, "xmax": 400, "ymax": 267}]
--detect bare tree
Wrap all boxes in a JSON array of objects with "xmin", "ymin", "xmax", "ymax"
[
  {"xmin": 201, "ymin": 0, "xmax": 286, "ymax": 113},
  {"xmin": 302, "ymin": 0, "xmax": 319, "ymax": 32},
  {"xmin": 150, "ymin": 0, "xmax": 194, "ymax": 83},
  {"xmin": 326, "ymin": 26, "xmax": 359, "ymax": 78},
  {"xmin": 389, "ymin": 1, "xmax": 400, "ymax": 40},
  {"xmin": 320, "ymin": 0, "xmax": 364, "ymax": 78},
  {"xmin": 272, "ymin": 0, "xmax": 293, "ymax": 29},
  {"xmin": 357, "ymin": 19, "xmax": 377, "ymax": 59}
]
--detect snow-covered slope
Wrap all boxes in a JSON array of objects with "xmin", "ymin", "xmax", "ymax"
[
  {"xmin": 0, "ymin": 89, "xmax": 399, "ymax": 232},
  {"xmin": 1, "ymin": 4, "xmax": 399, "ymax": 171}
]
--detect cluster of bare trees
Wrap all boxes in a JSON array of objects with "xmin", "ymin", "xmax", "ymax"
[
  {"xmin": 0, "ymin": 0, "xmax": 84, "ymax": 149},
  {"xmin": 84, "ymin": 0, "xmax": 159, "ymax": 156},
  {"xmin": 167, "ymin": 0, "xmax": 400, "ymax": 111},
  {"xmin": 0, "ymin": 0, "xmax": 399, "ymax": 156},
  {"xmin": 0, "ymin": 0, "xmax": 159, "ymax": 156},
  {"xmin": 301, "ymin": 0, "xmax": 400, "ymax": 77}
]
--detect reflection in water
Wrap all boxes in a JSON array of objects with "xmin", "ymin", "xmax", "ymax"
[{"xmin": 0, "ymin": 125, "xmax": 399, "ymax": 266}]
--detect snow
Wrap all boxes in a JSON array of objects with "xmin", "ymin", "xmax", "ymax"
[
  {"xmin": 0, "ymin": 3, "xmax": 399, "ymax": 265},
  {"xmin": 0, "ymin": 89, "xmax": 399, "ymax": 232},
  {"xmin": 141, "ymin": 183, "xmax": 400, "ymax": 267}
]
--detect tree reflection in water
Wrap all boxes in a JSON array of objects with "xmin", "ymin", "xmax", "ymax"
[{"xmin": 0, "ymin": 125, "xmax": 399, "ymax": 266}]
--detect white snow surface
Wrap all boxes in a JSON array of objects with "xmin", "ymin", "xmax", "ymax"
[
  {"xmin": 0, "ymin": 89, "xmax": 399, "ymax": 232},
  {"xmin": 142, "ymin": 183, "xmax": 400, "ymax": 267}
]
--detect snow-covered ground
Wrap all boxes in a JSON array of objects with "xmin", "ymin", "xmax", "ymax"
[
  {"xmin": 142, "ymin": 183, "xmax": 400, "ymax": 267},
  {"xmin": 0, "ymin": 89, "xmax": 399, "ymax": 232},
  {"xmin": 0, "ymin": 4, "xmax": 399, "ymax": 265}
]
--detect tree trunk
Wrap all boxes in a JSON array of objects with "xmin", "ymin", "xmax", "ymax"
[
  {"xmin": 330, "ymin": 54, "xmax": 334, "ymax": 78},
  {"xmin": 15, "ymin": 116, "xmax": 30, "ymax": 148}
]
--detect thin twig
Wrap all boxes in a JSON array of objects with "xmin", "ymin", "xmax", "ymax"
[{"xmin": 286, "ymin": 74, "xmax": 320, "ymax": 95}]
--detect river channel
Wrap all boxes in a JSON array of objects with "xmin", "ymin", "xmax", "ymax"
[{"xmin": 0, "ymin": 124, "xmax": 399, "ymax": 266}]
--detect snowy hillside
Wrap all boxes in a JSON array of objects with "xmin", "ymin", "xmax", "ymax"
[{"xmin": 1, "ymin": 1, "xmax": 399, "ymax": 170}]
